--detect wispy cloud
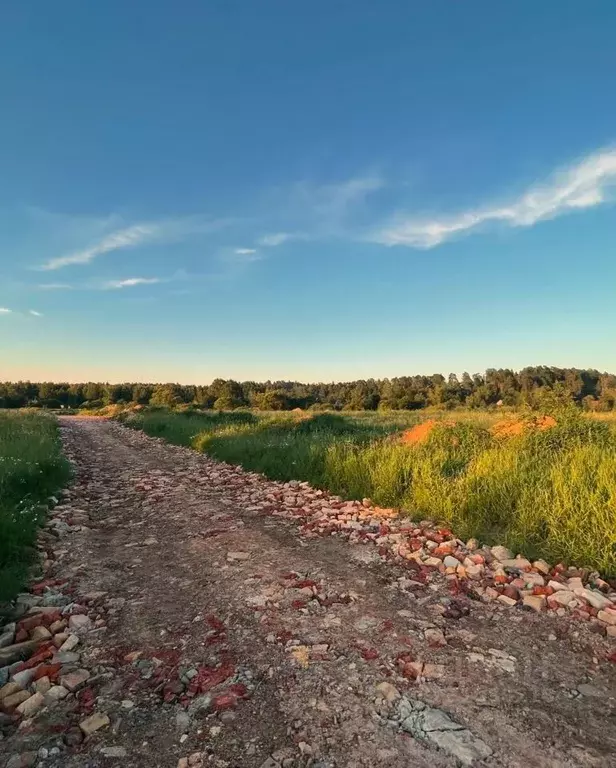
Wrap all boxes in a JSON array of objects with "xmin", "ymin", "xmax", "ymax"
[
  {"xmin": 29, "ymin": 310, "xmax": 42, "ymax": 317},
  {"xmin": 38, "ymin": 283, "xmax": 73, "ymax": 290},
  {"xmin": 234, "ymin": 248, "xmax": 257, "ymax": 255},
  {"xmin": 258, "ymin": 232, "xmax": 294, "ymax": 247},
  {"xmin": 373, "ymin": 147, "xmax": 616, "ymax": 248},
  {"xmin": 38, "ymin": 215, "xmax": 231, "ymax": 271},
  {"xmin": 103, "ymin": 277, "xmax": 162, "ymax": 289},
  {"xmin": 41, "ymin": 223, "xmax": 160, "ymax": 270},
  {"xmin": 0, "ymin": 307, "xmax": 12, "ymax": 314}
]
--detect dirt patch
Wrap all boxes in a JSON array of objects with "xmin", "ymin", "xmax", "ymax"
[
  {"xmin": 491, "ymin": 415, "xmax": 557, "ymax": 439},
  {"xmin": 399, "ymin": 419, "xmax": 456, "ymax": 445}
]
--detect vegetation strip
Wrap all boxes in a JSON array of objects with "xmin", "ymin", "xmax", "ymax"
[
  {"xmin": 2, "ymin": 365, "xmax": 616, "ymax": 411},
  {"xmin": 0, "ymin": 412, "xmax": 70, "ymax": 603},
  {"xmin": 123, "ymin": 408, "xmax": 616, "ymax": 576}
]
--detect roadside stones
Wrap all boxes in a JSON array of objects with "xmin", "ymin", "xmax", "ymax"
[
  {"xmin": 11, "ymin": 669, "xmax": 37, "ymax": 689},
  {"xmin": 2, "ymin": 690, "xmax": 30, "ymax": 713},
  {"xmin": 0, "ymin": 641, "xmax": 38, "ymax": 667},
  {"xmin": 497, "ymin": 595, "xmax": 518, "ymax": 607},
  {"xmin": 523, "ymin": 595, "xmax": 546, "ymax": 612},
  {"xmin": 100, "ymin": 746, "xmax": 128, "ymax": 758},
  {"xmin": 29, "ymin": 625, "xmax": 52, "ymax": 642},
  {"xmin": 59, "ymin": 633, "xmax": 80, "ymax": 652},
  {"xmin": 0, "ymin": 682, "xmax": 22, "ymax": 701},
  {"xmin": 393, "ymin": 696, "xmax": 493, "ymax": 766},
  {"xmin": 549, "ymin": 591, "xmax": 577, "ymax": 608},
  {"xmin": 443, "ymin": 556, "xmax": 460, "ymax": 568},
  {"xmin": 44, "ymin": 684, "xmax": 68, "ymax": 705},
  {"xmin": 79, "ymin": 711, "xmax": 110, "ymax": 735},
  {"xmin": 34, "ymin": 676, "xmax": 51, "ymax": 694},
  {"xmin": 0, "ymin": 625, "xmax": 16, "ymax": 648},
  {"xmin": 581, "ymin": 590, "xmax": 613, "ymax": 610},
  {"xmin": 60, "ymin": 668, "xmax": 90, "ymax": 692},
  {"xmin": 5, "ymin": 753, "xmax": 37, "ymax": 768},
  {"xmin": 15, "ymin": 692, "xmax": 45, "ymax": 718},
  {"xmin": 533, "ymin": 559, "xmax": 551, "ymax": 575},
  {"xmin": 598, "ymin": 609, "xmax": 616, "ymax": 626},
  {"xmin": 490, "ymin": 546, "xmax": 513, "ymax": 562},
  {"xmin": 68, "ymin": 614, "xmax": 92, "ymax": 632}
]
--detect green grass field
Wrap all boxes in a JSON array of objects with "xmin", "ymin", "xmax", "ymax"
[
  {"xmin": 124, "ymin": 407, "xmax": 616, "ymax": 576},
  {"xmin": 0, "ymin": 411, "xmax": 70, "ymax": 602}
]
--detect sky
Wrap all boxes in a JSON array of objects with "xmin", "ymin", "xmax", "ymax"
[{"xmin": 1, "ymin": 1, "xmax": 616, "ymax": 383}]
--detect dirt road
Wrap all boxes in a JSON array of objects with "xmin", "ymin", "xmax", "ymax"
[{"xmin": 3, "ymin": 418, "xmax": 616, "ymax": 768}]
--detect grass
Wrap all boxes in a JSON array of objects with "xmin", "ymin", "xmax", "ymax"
[
  {"xmin": 123, "ymin": 407, "xmax": 616, "ymax": 576},
  {"xmin": 0, "ymin": 411, "xmax": 70, "ymax": 602}
]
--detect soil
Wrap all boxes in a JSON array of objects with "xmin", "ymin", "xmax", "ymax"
[{"xmin": 2, "ymin": 417, "xmax": 615, "ymax": 768}]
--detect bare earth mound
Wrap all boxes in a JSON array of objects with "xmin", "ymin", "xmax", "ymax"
[{"xmin": 1, "ymin": 418, "xmax": 615, "ymax": 768}]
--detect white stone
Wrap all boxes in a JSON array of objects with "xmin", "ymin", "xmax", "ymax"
[
  {"xmin": 68, "ymin": 614, "xmax": 92, "ymax": 632},
  {"xmin": 59, "ymin": 634, "xmax": 80, "ymax": 652},
  {"xmin": 490, "ymin": 546, "xmax": 513, "ymax": 562},
  {"xmin": 580, "ymin": 590, "xmax": 612, "ymax": 610}
]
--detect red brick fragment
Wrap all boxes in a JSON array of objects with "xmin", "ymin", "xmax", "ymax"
[
  {"xmin": 187, "ymin": 663, "xmax": 235, "ymax": 695},
  {"xmin": 77, "ymin": 687, "xmax": 96, "ymax": 712},
  {"xmin": 294, "ymin": 579, "xmax": 318, "ymax": 589},
  {"xmin": 532, "ymin": 586, "xmax": 553, "ymax": 596},
  {"xmin": 360, "ymin": 647, "xmax": 379, "ymax": 660},
  {"xmin": 211, "ymin": 691, "xmax": 238, "ymax": 711},
  {"xmin": 34, "ymin": 663, "xmax": 62, "ymax": 682}
]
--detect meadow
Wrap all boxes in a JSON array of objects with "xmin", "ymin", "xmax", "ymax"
[
  {"xmin": 123, "ymin": 407, "xmax": 616, "ymax": 577},
  {"xmin": 0, "ymin": 411, "xmax": 70, "ymax": 602}
]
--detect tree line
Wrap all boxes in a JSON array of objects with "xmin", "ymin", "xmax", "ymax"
[{"xmin": 1, "ymin": 367, "xmax": 616, "ymax": 411}]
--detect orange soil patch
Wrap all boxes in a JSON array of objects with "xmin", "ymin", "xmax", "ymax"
[
  {"xmin": 491, "ymin": 414, "xmax": 557, "ymax": 438},
  {"xmin": 400, "ymin": 419, "xmax": 454, "ymax": 445}
]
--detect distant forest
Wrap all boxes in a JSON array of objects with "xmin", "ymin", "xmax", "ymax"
[{"xmin": 1, "ymin": 367, "xmax": 616, "ymax": 411}]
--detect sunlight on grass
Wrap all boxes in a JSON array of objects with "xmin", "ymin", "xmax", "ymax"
[{"xmin": 125, "ymin": 408, "xmax": 616, "ymax": 575}]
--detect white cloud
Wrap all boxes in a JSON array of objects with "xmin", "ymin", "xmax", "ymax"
[
  {"xmin": 0, "ymin": 307, "xmax": 12, "ymax": 314},
  {"xmin": 29, "ymin": 310, "xmax": 42, "ymax": 317},
  {"xmin": 234, "ymin": 248, "xmax": 257, "ymax": 255},
  {"xmin": 258, "ymin": 232, "xmax": 295, "ymax": 247},
  {"xmin": 103, "ymin": 277, "xmax": 162, "ymax": 289},
  {"xmin": 373, "ymin": 147, "xmax": 616, "ymax": 248},
  {"xmin": 41, "ymin": 223, "xmax": 160, "ymax": 270},
  {"xmin": 38, "ymin": 283, "xmax": 72, "ymax": 290},
  {"xmin": 38, "ymin": 215, "xmax": 231, "ymax": 271}
]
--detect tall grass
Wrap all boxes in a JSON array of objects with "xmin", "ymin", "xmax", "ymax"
[
  {"xmin": 0, "ymin": 411, "xmax": 70, "ymax": 602},
  {"xmin": 125, "ymin": 409, "xmax": 616, "ymax": 575}
]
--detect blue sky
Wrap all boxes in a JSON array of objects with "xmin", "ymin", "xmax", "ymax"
[{"xmin": 2, "ymin": 2, "xmax": 616, "ymax": 383}]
